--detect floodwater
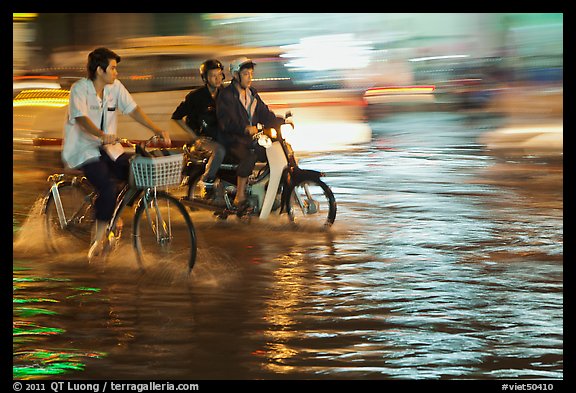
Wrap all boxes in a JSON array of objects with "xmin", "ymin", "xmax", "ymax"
[{"xmin": 13, "ymin": 112, "xmax": 563, "ymax": 381}]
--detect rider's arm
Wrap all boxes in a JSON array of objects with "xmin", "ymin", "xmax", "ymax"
[
  {"xmin": 75, "ymin": 116, "xmax": 116, "ymax": 144},
  {"xmin": 171, "ymin": 119, "xmax": 199, "ymax": 140},
  {"xmin": 128, "ymin": 105, "xmax": 171, "ymax": 146}
]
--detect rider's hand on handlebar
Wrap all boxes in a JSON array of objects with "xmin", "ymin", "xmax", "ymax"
[
  {"xmin": 101, "ymin": 133, "xmax": 117, "ymax": 145},
  {"xmin": 156, "ymin": 130, "xmax": 172, "ymax": 147},
  {"xmin": 245, "ymin": 125, "xmax": 259, "ymax": 136}
]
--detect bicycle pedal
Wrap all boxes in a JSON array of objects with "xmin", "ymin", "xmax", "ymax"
[{"xmin": 88, "ymin": 240, "xmax": 106, "ymax": 262}]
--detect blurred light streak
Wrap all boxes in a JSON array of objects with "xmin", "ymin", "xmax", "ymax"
[
  {"xmin": 281, "ymin": 34, "xmax": 373, "ymax": 71},
  {"xmin": 365, "ymin": 85, "xmax": 435, "ymax": 95},
  {"xmin": 14, "ymin": 307, "xmax": 57, "ymax": 317},
  {"xmin": 14, "ymin": 75, "xmax": 58, "ymax": 80},
  {"xmin": 13, "ymin": 89, "xmax": 69, "ymax": 108},
  {"xmin": 13, "ymin": 324, "xmax": 64, "ymax": 337},
  {"xmin": 252, "ymin": 77, "xmax": 291, "ymax": 82},
  {"xmin": 129, "ymin": 74, "xmax": 153, "ymax": 80},
  {"xmin": 13, "ymin": 298, "xmax": 59, "ymax": 304},
  {"xmin": 13, "ymin": 13, "xmax": 38, "ymax": 21},
  {"xmin": 283, "ymin": 122, "xmax": 372, "ymax": 153},
  {"xmin": 14, "ymin": 349, "xmax": 104, "ymax": 380},
  {"xmin": 14, "ymin": 82, "xmax": 62, "ymax": 90},
  {"xmin": 13, "ymin": 271, "xmax": 107, "ymax": 380},
  {"xmin": 409, "ymin": 55, "xmax": 470, "ymax": 62}
]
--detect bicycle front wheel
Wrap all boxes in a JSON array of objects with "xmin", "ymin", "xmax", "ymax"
[
  {"xmin": 133, "ymin": 190, "xmax": 197, "ymax": 273},
  {"xmin": 44, "ymin": 181, "xmax": 95, "ymax": 253},
  {"xmin": 287, "ymin": 179, "xmax": 337, "ymax": 228}
]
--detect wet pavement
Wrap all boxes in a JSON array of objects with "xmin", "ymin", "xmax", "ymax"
[{"xmin": 13, "ymin": 111, "xmax": 563, "ymax": 380}]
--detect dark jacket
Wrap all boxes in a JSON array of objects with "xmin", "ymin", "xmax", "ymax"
[
  {"xmin": 216, "ymin": 81, "xmax": 283, "ymax": 148},
  {"xmin": 171, "ymin": 85, "xmax": 220, "ymax": 140}
]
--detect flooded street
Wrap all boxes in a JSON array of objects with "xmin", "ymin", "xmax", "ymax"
[{"xmin": 13, "ymin": 112, "xmax": 563, "ymax": 380}]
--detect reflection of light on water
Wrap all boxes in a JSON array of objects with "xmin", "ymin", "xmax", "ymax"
[
  {"xmin": 13, "ymin": 268, "xmax": 107, "ymax": 379},
  {"xmin": 13, "ymin": 349, "xmax": 104, "ymax": 380},
  {"xmin": 284, "ymin": 122, "xmax": 372, "ymax": 152},
  {"xmin": 260, "ymin": 255, "xmax": 306, "ymax": 373}
]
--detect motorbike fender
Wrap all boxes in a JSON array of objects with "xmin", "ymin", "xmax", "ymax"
[
  {"xmin": 281, "ymin": 168, "xmax": 324, "ymax": 212},
  {"xmin": 259, "ymin": 142, "xmax": 288, "ymax": 219},
  {"xmin": 280, "ymin": 167, "xmax": 323, "ymax": 213},
  {"xmin": 289, "ymin": 168, "xmax": 323, "ymax": 184}
]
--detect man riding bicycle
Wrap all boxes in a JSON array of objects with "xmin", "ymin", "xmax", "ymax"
[{"xmin": 61, "ymin": 47, "xmax": 171, "ymax": 261}]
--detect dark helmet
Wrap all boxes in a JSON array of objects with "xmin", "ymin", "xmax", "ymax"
[{"xmin": 199, "ymin": 59, "xmax": 225, "ymax": 82}]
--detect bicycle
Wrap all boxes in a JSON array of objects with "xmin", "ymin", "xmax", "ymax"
[{"xmin": 42, "ymin": 136, "xmax": 197, "ymax": 273}]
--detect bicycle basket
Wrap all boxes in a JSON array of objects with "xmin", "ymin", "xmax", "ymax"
[{"xmin": 130, "ymin": 152, "xmax": 184, "ymax": 189}]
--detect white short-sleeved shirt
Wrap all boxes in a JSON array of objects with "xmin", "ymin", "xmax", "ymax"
[{"xmin": 62, "ymin": 78, "xmax": 137, "ymax": 168}]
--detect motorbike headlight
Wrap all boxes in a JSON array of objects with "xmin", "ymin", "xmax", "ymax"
[
  {"xmin": 268, "ymin": 128, "xmax": 277, "ymax": 139},
  {"xmin": 280, "ymin": 123, "xmax": 294, "ymax": 140}
]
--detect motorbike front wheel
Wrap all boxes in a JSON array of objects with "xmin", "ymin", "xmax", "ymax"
[{"xmin": 286, "ymin": 179, "xmax": 336, "ymax": 228}]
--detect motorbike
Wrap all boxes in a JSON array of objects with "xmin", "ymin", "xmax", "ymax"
[{"xmin": 179, "ymin": 113, "xmax": 337, "ymax": 228}]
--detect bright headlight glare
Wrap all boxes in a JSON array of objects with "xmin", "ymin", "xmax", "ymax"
[
  {"xmin": 269, "ymin": 128, "xmax": 277, "ymax": 138},
  {"xmin": 280, "ymin": 123, "xmax": 294, "ymax": 140}
]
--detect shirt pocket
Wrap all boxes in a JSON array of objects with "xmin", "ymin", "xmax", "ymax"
[
  {"xmin": 104, "ymin": 108, "xmax": 118, "ymax": 132},
  {"xmin": 106, "ymin": 96, "xmax": 118, "ymax": 112}
]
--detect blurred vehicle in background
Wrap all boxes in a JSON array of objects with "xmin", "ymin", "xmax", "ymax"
[
  {"xmin": 478, "ymin": 84, "xmax": 563, "ymax": 158},
  {"xmin": 411, "ymin": 55, "xmax": 504, "ymax": 111},
  {"xmin": 479, "ymin": 122, "xmax": 562, "ymax": 158},
  {"xmin": 360, "ymin": 55, "xmax": 507, "ymax": 118},
  {"xmin": 363, "ymin": 85, "xmax": 436, "ymax": 118},
  {"xmin": 14, "ymin": 36, "xmax": 372, "ymax": 156}
]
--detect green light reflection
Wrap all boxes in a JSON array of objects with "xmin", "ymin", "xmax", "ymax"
[{"xmin": 13, "ymin": 269, "xmax": 107, "ymax": 380}]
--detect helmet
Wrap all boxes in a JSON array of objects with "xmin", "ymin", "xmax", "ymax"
[
  {"xmin": 199, "ymin": 59, "xmax": 224, "ymax": 82},
  {"xmin": 229, "ymin": 56, "xmax": 255, "ymax": 75}
]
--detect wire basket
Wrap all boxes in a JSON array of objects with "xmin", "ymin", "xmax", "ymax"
[{"xmin": 130, "ymin": 152, "xmax": 184, "ymax": 189}]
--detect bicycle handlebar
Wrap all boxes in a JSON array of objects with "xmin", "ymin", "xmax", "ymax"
[
  {"xmin": 105, "ymin": 135, "xmax": 168, "ymax": 158},
  {"xmin": 111, "ymin": 134, "xmax": 162, "ymax": 147}
]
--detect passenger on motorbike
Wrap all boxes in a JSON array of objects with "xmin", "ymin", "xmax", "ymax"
[
  {"xmin": 216, "ymin": 56, "xmax": 284, "ymax": 208},
  {"xmin": 171, "ymin": 59, "xmax": 226, "ymax": 197}
]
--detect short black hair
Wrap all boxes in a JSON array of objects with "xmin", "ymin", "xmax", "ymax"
[{"xmin": 87, "ymin": 47, "xmax": 121, "ymax": 80}]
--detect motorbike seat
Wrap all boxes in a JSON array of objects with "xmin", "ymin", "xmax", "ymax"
[{"xmin": 222, "ymin": 154, "xmax": 240, "ymax": 165}]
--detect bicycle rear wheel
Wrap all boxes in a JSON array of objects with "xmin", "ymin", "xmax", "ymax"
[
  {"xmin": 44, "ymin": 181, "xmax": 95, "ymax": 253},
  {"xmin": 133, "ymin": 190, "xmax": 197, "ymax": 273}
]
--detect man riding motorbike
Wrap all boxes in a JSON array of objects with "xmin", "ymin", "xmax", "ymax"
[{"xmin": 216, "ymin": 56, "xmax": 284, "ymax": 208}]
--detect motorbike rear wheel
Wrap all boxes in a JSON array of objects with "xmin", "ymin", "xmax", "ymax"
[{"xmin": 287, "ymin": 179, "xmax": 336, "ymax": 228}]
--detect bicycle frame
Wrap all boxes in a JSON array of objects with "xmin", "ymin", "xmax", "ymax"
[
  {"xmin": 43, "ymin": 135, "xmax": 197, "ymax": 270},
  {"xmin": 139, "ymin": 187, "xmax": 172, "ymax": 244},
  {"xmin": 45, "ymin": 174, "xmax": 96, "ymax": 230}
]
